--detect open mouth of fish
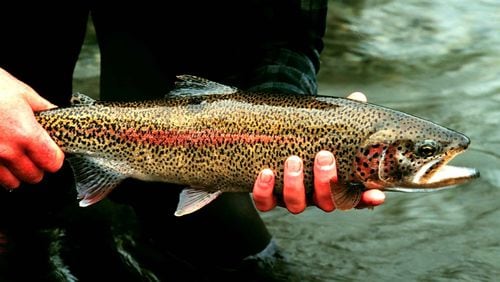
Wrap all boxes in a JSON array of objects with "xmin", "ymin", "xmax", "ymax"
[{"xmin": 385, "ymin": 158, "xmax": 480, "ymax": 192}]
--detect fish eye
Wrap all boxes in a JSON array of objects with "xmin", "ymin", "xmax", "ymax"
[{"xmin": 416, "ymin": 140, "xmax": 440, "ymax": 157}]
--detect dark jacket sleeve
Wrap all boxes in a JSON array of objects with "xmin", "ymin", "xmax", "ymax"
[{"xmin": 243, "ymin": 0, "xmax": 327, "ymax": 95}]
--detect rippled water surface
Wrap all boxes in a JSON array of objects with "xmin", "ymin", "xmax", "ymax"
[{"xmin": 73, "ymin": 1, "xmax": 500, "ymax": 281}]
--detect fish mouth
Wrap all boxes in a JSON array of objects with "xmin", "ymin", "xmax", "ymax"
[
  {"xmin": 386, "ymin": 158, "xmax": 480, "ymax": 192},
  {"xmin": 423, "ymin": 164, "xmax": 480, "ymax": 187}
]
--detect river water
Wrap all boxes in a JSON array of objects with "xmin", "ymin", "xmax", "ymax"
[{"xmin": 73, "ymin": 1, "xmax": 500, "ymax": 281}]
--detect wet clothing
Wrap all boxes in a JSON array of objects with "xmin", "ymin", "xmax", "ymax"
[{"xmin": 0, "ymin": 2, "xmax": 326, "ymax": 281}]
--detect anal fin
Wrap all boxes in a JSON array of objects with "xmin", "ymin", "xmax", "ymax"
[{"xmin": 175, "ymin": 188, "xmax": 222, "ymax": 217}]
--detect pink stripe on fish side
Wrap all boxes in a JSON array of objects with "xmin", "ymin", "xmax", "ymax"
[{"xmin": 117, "ymin": 128, "xmax": 294, "ymax": 146}]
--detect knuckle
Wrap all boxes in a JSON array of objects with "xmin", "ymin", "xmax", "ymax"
[
  {"xmin": 252, "ymin": 192, "xmax": 272, "ymax": 211},
  {"xmin": 284, "ymin": 177, "xmax": 305, "ymax": 192},
  {"xmin": 252, "ymin": 191, "xmax": 266, "ymax": 203},
  {"xmin": 0, "ymin": 146, "xmax": 17, "ymax": 162},
  {"xmin": 253, "ymin": 181, "xmax": 272, "ymax": 196},
  {"xmin": 10, "ymin": 126, "xmax": 36, "ymax": 146},
  {"xmin": 44, "ymin": 151, "xmax": 64, "ymax": 173},
  {"xmin": 314, "ymin": 193, "xmax": 335, "ymax": 212},
  {"xmin": 284, "ymin": 189, "xmax": 305, "ymax": 206},
  {"xmin": 26, "ymin": 170, "xmax": 44, "ymax": 184}
]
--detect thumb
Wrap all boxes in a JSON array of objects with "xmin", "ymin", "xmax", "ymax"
[{"xmin": 23, "ymin": 89, "xmax": 57, "ymax": 112}]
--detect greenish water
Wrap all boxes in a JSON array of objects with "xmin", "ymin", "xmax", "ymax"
[{"xmin": 73, "ymin": 1, "xmax": 500, "ymax": 281}]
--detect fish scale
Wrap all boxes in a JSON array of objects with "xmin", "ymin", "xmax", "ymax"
[{"xmin": 34, "ymin": 75, "xmax": 479, "ymax": 215}]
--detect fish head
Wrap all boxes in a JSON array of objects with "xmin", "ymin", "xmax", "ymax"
[{"xmin": 352, "ymin": 114, "xmax": 479, "ymax": 191}]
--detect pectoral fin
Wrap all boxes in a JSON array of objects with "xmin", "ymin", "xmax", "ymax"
[
  {"xmin": 331, "ymin": 182, "xmax": 363, "ymax": 210},
  {"xmin": 66, "ymin": 155, "xmax": 127, "ymax": 207},
  {"xmin": 175, "ymin": 188, "xmax": 222, "ymax": 217}
]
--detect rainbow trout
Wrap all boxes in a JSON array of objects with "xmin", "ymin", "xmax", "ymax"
[{"xmin": 35, "ymin": 76, "xmax": 479, "ymax": 215}]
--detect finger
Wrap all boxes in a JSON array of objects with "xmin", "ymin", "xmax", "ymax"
[
  {"xmin": 283, "ymin": 156, "xmax": 306, "ymax": 214},
  {"xmin": 356, "ymin": 189, "xmax": 386, "ymax": 209},
  {"xmin": 25, "ymin": 91, "xmax": 57, "ymax": 111},
  {"xmin": 25, "ymin": 128, "xmax": 65, "ymax": 173},
  {"xmin": 313, "ymin": 150, "xmax": 336, "ymax": 212},
  {"xmin": 347, "ymin": 92, "xmax": 367, "ymax": 103},
  {"xmin": 6, "ymin": 155, "xmax": 44, "ymax": 184},
  {"xmin": 0, "ymin": 165, "xmax": 21, "ymax": 189},
  {"xmin": 252, "ymin": 169, "xmax": 277, "ymax": 212}
]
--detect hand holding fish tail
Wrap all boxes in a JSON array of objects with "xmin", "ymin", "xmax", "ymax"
[{"xmin": 0, "ymin": 68, "xmax": 64, "ymax": 189}]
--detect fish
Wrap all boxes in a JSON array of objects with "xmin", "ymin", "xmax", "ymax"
[{"xmin": 35, "ymin": 75, "xmax": 480, "ymax": 216}]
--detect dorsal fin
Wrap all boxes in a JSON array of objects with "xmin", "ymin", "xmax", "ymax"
[
  {"xmin": 71, "ymin": 93, "xmax": 97, "ymax": 106},
  {"xmin": 169, "ymin": 75, "xmax": 238, "ymax": 97}
]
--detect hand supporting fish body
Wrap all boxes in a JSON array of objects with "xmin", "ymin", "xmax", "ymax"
[{"xmin": 35, "ymin": 76, "xmax": 479, "ymax": 216}]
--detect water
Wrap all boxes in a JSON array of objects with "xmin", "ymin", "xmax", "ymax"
[{"xmin": 72, "ymin": 1, "xmax": 500, "ymax": 280}]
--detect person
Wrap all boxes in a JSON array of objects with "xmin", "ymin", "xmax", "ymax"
[{"xmin": 0, "ymin": 3, "xmax": 385, "ymax": 281}]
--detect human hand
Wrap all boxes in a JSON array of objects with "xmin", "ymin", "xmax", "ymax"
[
  {"xmin": 252, "ymin": 151, "xmax": 385, "ymax": 213},
  {"xmin": 252, "ymin": 92, "xmax": 385, "ymax": 213},
  {"xmin": 0, "ymin": 68, "xmax": 64, "ymax": 189}
]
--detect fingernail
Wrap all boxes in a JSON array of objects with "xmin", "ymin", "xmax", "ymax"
[
  {"xmin": 260, "ymin": 170, "xmax": 273, "ymax": 183},
  {"xmin": 286, "ymin": 156, "xmax": 302, "ymax": 173},
  {"xmin": 347, "ymin": 92, "xmax": 367, "ymax": 103},
  {"xmin": 316, "ymin": 152, "xmax": 334, "ymax": 166}
]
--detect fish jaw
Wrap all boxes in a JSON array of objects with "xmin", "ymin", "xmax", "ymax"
[
  {"xmin": 423, "ymin": 164, "xmax": 480, "ymax": 187},
  {"xmin": 385, "ymin": 164, "xmax": 480, "ymax": 192},
  {"xmin": 387, "ymin": 160, "xmax": 480, "ymax": 191}
]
